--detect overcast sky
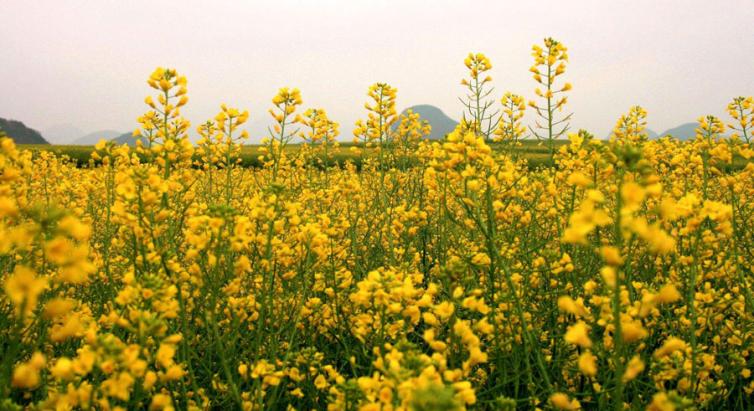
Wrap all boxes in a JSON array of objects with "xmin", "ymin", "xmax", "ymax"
[{"xmin": 1, "ymin": 0, "xmax": 752, "ymax": 142}]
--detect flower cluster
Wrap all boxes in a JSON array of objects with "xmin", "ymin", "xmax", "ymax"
[{"xmin": 2, "ymin": 44, "xmax": 754, "ymax": 411}]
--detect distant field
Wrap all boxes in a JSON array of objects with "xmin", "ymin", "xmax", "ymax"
[
  {"xmin": 17, "ymin": 139, "xmax": 753, "ymax": 171},
  {"xmin": 17, "ymin": 139, "xmax": 566, "ymax": 169}
]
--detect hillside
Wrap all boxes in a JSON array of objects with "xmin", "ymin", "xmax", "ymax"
[
  {"xmin": 111, "ymin": 132, "xmax": 149, "ymax": 146},
  {"xmin": 73, "ymin": 129, "xmax": 123, "ymax": 145},
  {"xmin": 659, "ymin": 122, "xmax": 697, "ymax": 140},
  {"xmin": 396, "ymin": 104, "xmax": 458, "ymax": 140},
  {"xmin": 0, "ymin": 118, "xmax": 49, "ymax": 144}
]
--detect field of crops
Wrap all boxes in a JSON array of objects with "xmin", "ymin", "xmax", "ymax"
[
  {"xmin": 17, "ymin": 140, "xmax": 565, "ymax": 171},
  {"xmin": 2, "ymin": 40, "xmax": 754, "ymax": 411}
]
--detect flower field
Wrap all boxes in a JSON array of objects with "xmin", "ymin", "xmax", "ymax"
[{"xmin": 2, "ymin": 39, "xmax": 754, "ymax": 410}]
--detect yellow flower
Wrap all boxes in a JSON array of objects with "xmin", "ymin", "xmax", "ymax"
[
  {"xmin": 156, "ymin": 344, "xmax": 176, "ymax": 368},
  {"xmin": 567, "ymin": 172, "xmax": 591, "ymax": 188},
  {"xmin": 4, "ymin": 265, "xmax": 47, "ymax": 316},
  {"xmin": 150, "ymin": 394, "xmax": 174, "ymax": 411},
  {"xmin": 622, "ymin": 355, "xmax": 645, "ymax": 383},
  {"xmin": 620, "ymin": 181, "xmax": 646, "ymax": 211},
  {"xmin": 654, "ymin": 284, "xmax": 681, "ymax": 304},
  {"xmin": 550, "ymin": 392, "xmax": 581, "ymax": 410},
  {"xmin": 578, "ymin": 351, "xmax": 597, "ymax": 377},
  {"xmin": 57, "ymin": 215, "xmax": 91, "ymax": 241},
  {"xmin": 646, "ymin": 392, "xmax": 675, "ymax": 411},
  {"xmin": 471, "ymin": 252, "xmax": 491, "ymax": 266},
  {"xmin": 600, "ymin": 266, "xmax": 617, "ymax": 288},
  {"xmin": 144, "ymin": 371, "xmax": 158, "ymax": 390},
  {"xmin": 50, "ymin": 313, "xmax": 86, "ymax": 342},
  {"xmin": 564, "ymin": 321, "xmax": 592, "ymax": 348},
  {"xmin": 43, "ymin": 298, "xmax": 76, "ymax": 319},
  {"xmin": 600, "ymin": 246, "xmax": 623, "ymax": 266},
  {"xmin": 44, "ymin": 236, "xmax": 73, "ymax": 265},
  {"xmin": 12, "ymin": 352, "xmax": 46, "ymax": 389},
  {"xmin": 620, "ymin": 319, "xmax": 648, "ymax": 343},
  {"xmin": 314, "ymin": 374, "xmax": 328, "ymax": 390},
  {"xmin": 0, "ymin": 196, "xmax": 18, "ymax": 217},
  {"xmin": 103, "ymin": 372, "xmax": 135, "ymax": 401},
  {"xmin": 51, "ymin": 357, "xmax": 75, "ymax": 380},
  {"xmin": 12, "ymin": 363, "xmax": 41, "ymax": 389},
  {"xmin": 467, "ymin": 346, "xmax": 488, "ymax": 367},
  {"xmin": 654, "ymin": 337, "xmax": 688, "ymax": 358},
  {"xmin": 73, "ymin": 348, "xmax": 96, "ymax": 376},
  {"xmin": 163, "ymin": 365, "xmax": 185, "ymax": 381},
  {"xmin": 434, "ymin": 301, "xmax": 455, "ymax": 320},
  {"xmin": 557, "ymin": 296, "xmax": 588, "ymax": 318}
]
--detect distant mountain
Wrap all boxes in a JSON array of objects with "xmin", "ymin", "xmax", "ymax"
[
  {"xmin": 396, "ymin": 104, "xmax": 458, "ymax": 140},
  {"xmin": 43, "ymin": 124, "xmax": 85, "ymax": 144},
  {"xmin": 111, "ymin": 132, "xmax": 148, "ymax": 147},
  {"xmin": 0, "ymin": 118, "xmax": 49, "ymax": 144},
  {"xmin": 72, "ymin": 129, "xmax": 122, "ymax": 145},
  {"xmin": 659, "ymin": 123, "xmax": 697, "ymax": 140}
]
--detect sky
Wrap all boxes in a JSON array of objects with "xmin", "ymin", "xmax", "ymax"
[{"xmin": 1, "ymin": 0, "xmax": 753, "ymax": 142}]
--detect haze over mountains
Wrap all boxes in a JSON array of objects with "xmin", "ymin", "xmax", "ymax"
[
  {"xmin": 612, "ymin": 124, "xmax": 702, "ymax": 140},
  {"xmin": 42, "ymin": 124, "xmax": 84, "ymax": 144},
  {"xmin": 394, "ymin": 106, "xmax": 700, "ymax": 141},
  {"xmin": 0, "ymin": 108, "xmax": 713, "ymax": 146},
  {"xmin": 395, "ymin": 105, "xmax": 700, "ymax": 141},
  {"xmin": 72, "ymin": 130, "xmax": 123, "ymax": 145},
  {"xmin": 0, "ymin": 118, "xmax": 134, "ymax": 146}
]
